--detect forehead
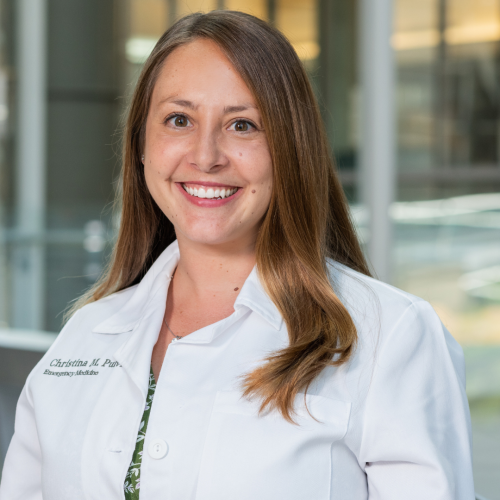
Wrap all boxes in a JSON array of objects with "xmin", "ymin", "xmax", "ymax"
[{"xmin": 151, "ymin": 39, "xmax": 256, "ymax": 107}]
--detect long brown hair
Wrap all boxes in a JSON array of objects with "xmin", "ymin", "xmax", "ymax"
[{"xmin": 72, "ymin": 11, "xmax": 370, "ymax": 421}]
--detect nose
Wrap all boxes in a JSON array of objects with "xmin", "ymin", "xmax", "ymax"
[{"xmin": 188, "ymin": 126, "xmax": 228, "ymax": 173}]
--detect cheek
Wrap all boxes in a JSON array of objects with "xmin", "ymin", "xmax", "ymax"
[
  {"xmin": 249, "ymin": 158, "xmax": 273, "ymax": 210},
  {"xmin": 240, "ymin": 142, "xmax": 273, "ymax": 185},
  {"xmin": 248, "ymin": 169, "xmax": 273, "ymax": 217},
  {"xmin": 143, "ymin": 164, "xmax": 159, "ymax": 195},
  {"xmin": 143, "ymin": 136, "xmax": 181, "ymax": 187},
  {"xmin": 143, "ymin": 162, "xmax": 172, "ymax": 213},
  {"xmin": 145, "ymin": 121, "xmax": 185, "ymax": 169}
]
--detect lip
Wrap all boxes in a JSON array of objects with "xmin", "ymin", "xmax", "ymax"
[
  {"xmin": 182, "ymin": 181, "xmax": 239, "ymax": 189},
  {"xmin": 176, "ymin": 182, "xmax": 242, "ymax": 207}
]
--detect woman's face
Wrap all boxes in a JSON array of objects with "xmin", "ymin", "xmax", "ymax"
[{"xmin": 144, "ymin": 39, "xmax": 273, "ymax": 250}]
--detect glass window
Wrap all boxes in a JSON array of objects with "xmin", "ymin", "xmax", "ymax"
[
  {"xmin": 276, "ymin": 0, "xmax": 318, "ymax": 63},
  {"xmin": 0, "ymin": 0, "xmax": 15, "ymax": 330},
  {"xmin": 225, "ymin": 0, "xmax": 267, "ymax": 18},
  {"xmin": 177, "ymin": 0, "xmax": 218, "ymax": 18},
  {"xmin": 394, "ymin": 1, "xmax": 500, "ymax": 497},
  {"xmin": 393, "ymin": 0, "xmax": 437, "ymax": 174}
]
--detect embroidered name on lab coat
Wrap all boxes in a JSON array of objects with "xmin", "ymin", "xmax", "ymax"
[
  {"xmin": 43, "ymin": 358, "xmax": 122, "ymax": 377},
  {"xmin": 43, "ymin": 369, "xmax": 99, "ymax": 378}
]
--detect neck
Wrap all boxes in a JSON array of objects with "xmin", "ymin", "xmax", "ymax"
[{"xmin": 174, "ymin": 235, "xmax": 257, "ymax": 299}]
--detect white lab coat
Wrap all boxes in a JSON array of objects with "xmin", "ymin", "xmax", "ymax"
[{"xmin": 0, "ymin": 240, "xmax": 475, "ymax": 500}]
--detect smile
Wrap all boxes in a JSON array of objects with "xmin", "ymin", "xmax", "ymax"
[{"xmin": 182, "ymin": 184, "xmax": 239, "ymax": 199}]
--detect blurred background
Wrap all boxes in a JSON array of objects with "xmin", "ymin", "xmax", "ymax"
[{"xmin": 0, "ymin": 0, "xmax": 498, "ymax": 497}]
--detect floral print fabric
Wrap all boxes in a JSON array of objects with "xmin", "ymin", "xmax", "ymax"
[{"xmin": 124, "ymin": 367, "xmax": 156, "ymax": 499}]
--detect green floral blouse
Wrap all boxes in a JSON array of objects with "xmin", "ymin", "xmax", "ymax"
[{"xmin": 124, "ymin": 367, "xmax": 157, "ymax": 499}]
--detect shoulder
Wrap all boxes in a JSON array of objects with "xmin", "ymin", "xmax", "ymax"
[
  {"xmin": 42, "ymin": 285, "xmax": 139, "ymax": 354},
  {"xmin": 326, "ymin": 260, "xmax": 459, "ymax": 362},
  {"xmin": 325, "ymin": 261, "xmax": 465, "ymax": 403},
  {"xmin": 328, "ymin": 260, "xmax": 423, "ymax": 312},
  {"xmin": 327, "ymin": 260, "xmax": 425, "ymax": 324},
  {"xmin": 66, "ymin": 285, "xmax": 139, "ymax": 334},
  {"xmin": 24, "ymin": 285, "xmax": 139, "ymax": 389}
]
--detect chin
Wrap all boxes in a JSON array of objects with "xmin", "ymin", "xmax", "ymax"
[{"xmin": 176, "ymin": 227, "xmax": 237, "ymax": 247}]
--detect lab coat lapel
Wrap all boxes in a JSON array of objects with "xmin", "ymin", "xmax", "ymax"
[
  {"xmin": 92, "ymin": 240, "xmax": 180, "ymax": 335},
  {"xmin": 113, "ymin": 276, "xmax": 169, "ymax": 398},
  {"xmin": 81, "ymin": 246, "xmax": 177, "ymax": 499},
  {"xmin": 93, "ymin": 241, "xmax": 179, "ymax": 395}
]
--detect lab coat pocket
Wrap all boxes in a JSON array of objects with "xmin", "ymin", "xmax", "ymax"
[{"xmin": 196, "ymin": 390, "xmax": 351, "ymax": 500}]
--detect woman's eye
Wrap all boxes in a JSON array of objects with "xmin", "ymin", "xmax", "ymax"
[
  {"xmin": 168, "ymin": 115, "xmax": 190, "ymax": 128},
  {"xmin": 230, "ymin": 120, "xmax": 254, "ymax": 132}
]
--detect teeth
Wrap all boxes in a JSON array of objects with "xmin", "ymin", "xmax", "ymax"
[{"xmin": 183, "ymin": 185, "xmax": 237, "ymax": 199}]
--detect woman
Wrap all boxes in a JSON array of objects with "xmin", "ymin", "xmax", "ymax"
[{"xmin": 0, "ymin": 11, "xmax": 474, "ymax": 500}]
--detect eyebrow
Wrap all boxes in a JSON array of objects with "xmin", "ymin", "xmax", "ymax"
[
  {"xmin": 162, "ymin": 98, "xmax": 198, "ymax": 110},
  {"xmin": 159, "ymin": 97, "xmax": 257, "ymax": 114},
  {"xmin": 224, "ymin": 104, "xmax": 257, "ymax": 114}
]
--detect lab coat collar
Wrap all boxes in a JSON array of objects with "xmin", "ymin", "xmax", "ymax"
[
  {"xmin": 92, "ymin": 241, "xmax": 180, "ymax": 334},
  {"xmin": 234, "ymin": 266, "xmax": 283, "ymax": 330},
  {"xmin": 92, "ymin": 240, "xmax": 283, "ymax": 334}
]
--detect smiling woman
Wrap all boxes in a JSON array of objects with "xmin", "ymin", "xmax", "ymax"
[
  {"xmin": 143, "ymin": 39, "xmax": 273, "ymax": 251},
  {"xmin": 80, "ymin": 10, "xmax": 369, "ymax": 415},
  {"xmin": 0, "ymin": 10, "xmax": 475, "ymax": 500}
]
